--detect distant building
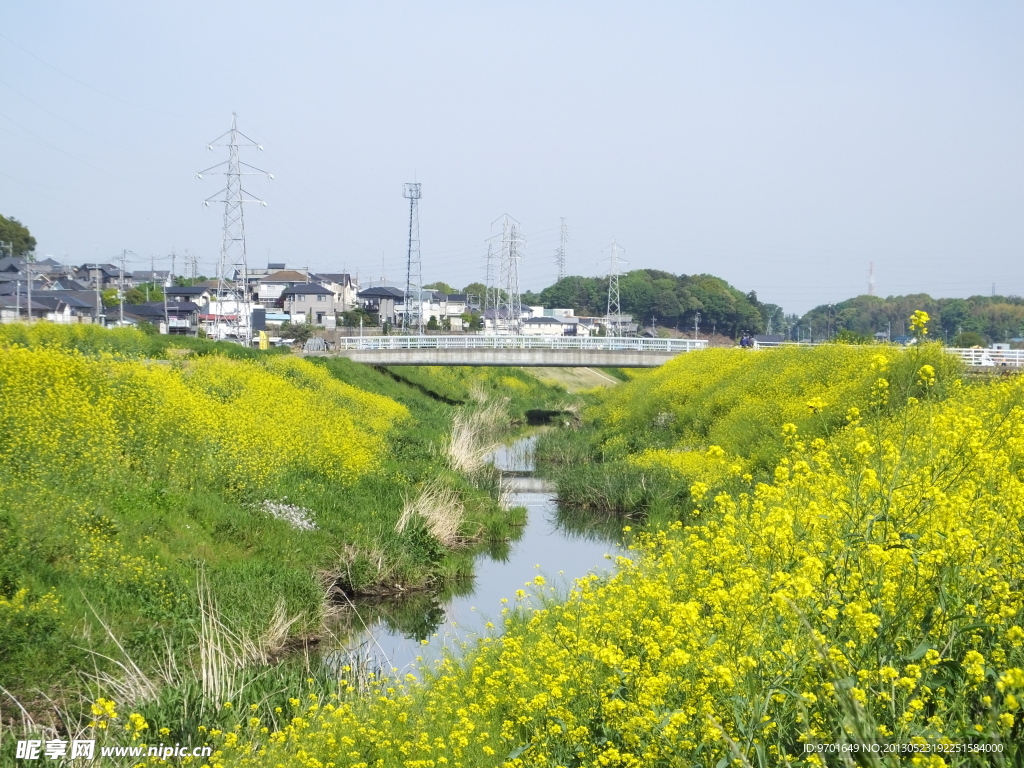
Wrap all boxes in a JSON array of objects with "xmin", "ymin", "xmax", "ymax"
[
  {"xmin": 315, "ymin": 273, "xmax": 358, "ymax": 312},
  {"xmin": 280, "ymin": 283, "xmax": 337, "ymax": 325},
  {"xmin": 358, "ymin": 286, "xmax": 404, "ymax": 326}
]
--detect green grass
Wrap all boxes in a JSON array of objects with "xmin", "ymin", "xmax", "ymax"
[{"xmin": 0, "ymin": 326, "xmax": 569, "ymax": 741}]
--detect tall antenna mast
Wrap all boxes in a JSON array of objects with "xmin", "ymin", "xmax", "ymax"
[
  {"xmin": 197, "ymin": 113, "xmax": 272, "ymax": 343},
  {"xmin": 868, "ymin": 261, "xmax": 875, "ymax": 296},
  {"xmin": 403, "ymin": 182, "xmax": 422, "ymax": 334},
  {"xmin": 602, "ymin": 236, "xmax": 627, "ymax": 335},
  {"xmin": 555, "ymin": 217, "xmax": 568, "ymax": 282}
]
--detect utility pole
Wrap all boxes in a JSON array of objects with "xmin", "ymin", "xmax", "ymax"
[
  {"xmin": 483, "ymin": 242, "xmax": 494, "ymax": 330},
  {"xmin": 118, "ymin": 250, "xmax": 127, "ymax": 325},
  {"xmin": 868, "ymin": 262, "xmax": 875, "ymax": 297},
  {"xmin": 555, "ymin": 217, "xmax": 568, "ymax": 282},
  {"xmin": 198, "ymin": 113, "xmax": 272, "ymax": 344},
  {"xmin": 601, "ymin": 237, "xmax": 627, "ymax": 336},
  {"xmin": 25, "ymin": 253, "xmax": 33, "ymax": 324},
  {"xmin": 94, "ymin": 262, "xmax": 102, "ymax": 323},
  {"xmin": 693, "ymin": 311, "xmax": 700, "ymax": 339},
  {"xmin": 403, "ymin": 182, "xmax": 423, "ymax": 334}
]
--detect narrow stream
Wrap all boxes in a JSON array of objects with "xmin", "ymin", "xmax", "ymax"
[{"xmin": 338, "ymin": 434, "xmax": 624, "ymax": 674}]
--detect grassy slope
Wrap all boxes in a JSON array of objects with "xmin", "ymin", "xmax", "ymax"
[
  {"xmin": 536, "ymin": 344, "xmax": 962, "ymax": 520},
  {"xmin": 0, "ymin": 326, "xmax": 567, "ymax": 735}
]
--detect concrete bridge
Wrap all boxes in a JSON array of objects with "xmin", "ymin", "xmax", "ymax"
[{"xmin": 315, "ymin": 335, "xmax": 708, "ymax": 367}]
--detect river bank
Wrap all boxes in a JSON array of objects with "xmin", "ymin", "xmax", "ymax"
[{"xmin": 0, "ymin": 324, "xmax": 575, "ymax": 751}]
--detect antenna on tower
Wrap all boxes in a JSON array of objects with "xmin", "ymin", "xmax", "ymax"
[
  {"xmin": 868, "ymin": 261, "xmax": 875, "ymax": 297},
  {"xmin": 197, "ymin": 113, "xmax": 273, "ymax": 343},
  {"xmin": 403, "ymin": 182, "xmax": 423, "ymax": 334},
  {"xmin": 601, "ymin": 236, "xmax": 628, "ymax": 336},
  {"xmin": 555, "ymin": 217, "xmax": 568, "ymax": 282},
  {"xmin": 490, "ymin": 214, "xmax": 526, "ymax": 335}
]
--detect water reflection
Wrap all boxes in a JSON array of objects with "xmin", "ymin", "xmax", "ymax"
[{"xmin": 330, "ymin": 433, "xmax": 625, "ymax": 674}]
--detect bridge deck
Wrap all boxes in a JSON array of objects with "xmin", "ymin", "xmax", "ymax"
[{"xmin": 314, "ymin": 335, "xmax": 708, "ymax": 367}]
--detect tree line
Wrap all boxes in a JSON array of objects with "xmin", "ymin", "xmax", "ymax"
[
  {"xmin": 798, "ymin": 294, "xmax": 1024, "ymax": 345},
  {"xmin": 519, "ymin": 270, "xmax": 773, "ymax": 337}
]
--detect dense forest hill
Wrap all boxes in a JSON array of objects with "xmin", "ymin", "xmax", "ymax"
[
  {"xmin": 520, "ymin": 270, "xmax": 776, "ymax": 336},
  {"xmin": 515, "ymin": 269, "xmax": 1023, "ymax": 345},
  {"xmin": 798, "ymin": 294, "xmax": 1024, "ymax": 344}
]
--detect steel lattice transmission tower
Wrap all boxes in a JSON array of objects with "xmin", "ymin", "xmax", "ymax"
[
  {"xmin": 197, "ymin": 113, "xmax": 272, "ymax": 342},
  {"xmin": 492, "ymin": 214, "xmax": 526, "ymax": 335},
  {"xmin": 602, "ymin": 236, "xmax": 628, "ymax": 336},
  {"xmin": 555, "ymin": 217, "xmax": 569, "ymax": 282},
  {"xmin": 403, "ymin": 183, "xmax": 423, "ymax": 334}
]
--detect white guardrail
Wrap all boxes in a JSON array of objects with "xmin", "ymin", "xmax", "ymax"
[
  {"xmin": 948, "ymin": 348, "xmax": 1024, "ymax": 367},
  {"xmin": 754, "ymin": 340, "xmax": 1024, "ymax": 368},
  {"xmin": 333, "ymin": 335, "xmax": 709, "ymax": 353}
]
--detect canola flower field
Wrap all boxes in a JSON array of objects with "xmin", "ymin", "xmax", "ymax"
[
  {"xmin": 147, "ymin": 331, "xmax": 1024, "ymax": 766},
  {"xmin": 0, "ymin": 324, "xmax": 565, "ymax": 749}
]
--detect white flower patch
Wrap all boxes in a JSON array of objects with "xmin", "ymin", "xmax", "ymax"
[{"xmin": 253, "ymin": 499, "xmax": 317, "ymax": 531}]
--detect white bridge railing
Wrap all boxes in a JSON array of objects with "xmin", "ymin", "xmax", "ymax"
[
  {"xmin": 755, "ymin": 340, "xmax": 1024, "ymax": 368},
  {"xmin": 949, "ymin": 348, "xmax": 1024, "ymax": 367},
  {"xmin": 334, "ymin": 335, "xmax": 708, "ymax": 353}
]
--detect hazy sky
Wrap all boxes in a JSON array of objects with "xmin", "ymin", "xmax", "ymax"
[{"xmin": 2, "ymin": 2, "xmax": 1021, "ymax": 314}]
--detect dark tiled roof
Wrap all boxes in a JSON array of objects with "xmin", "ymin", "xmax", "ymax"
[
  {"xmin": 314, "ymin": 273, "xmax": 352, "ymax": 283},
  {"xmin": 358, "ymin": 286, "xmax": 405, "ymax": 298},
  {"xmin": 281, "ymin": 283, "xmax": 334, "ymax": 296},
  {"xmin": 123, "ymin": 303, "xmax": 167, "ymax": 319},
  {"xmin": 166, "ymin": 286, "xmax": 210, "ymax": 295},
  {"xmin": 261, "ymin": 270, "xmax": 310, "ymax": 282}
]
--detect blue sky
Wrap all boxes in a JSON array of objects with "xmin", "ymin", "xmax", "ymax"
[{"xmin": 1, "ymin": 1, "xmax": 1021, "ymax": 313}]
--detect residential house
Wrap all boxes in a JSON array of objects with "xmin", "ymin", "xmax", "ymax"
[
  {"xmin": 357, "ymin": 286, "xmax": 404, "ymax": 326},
  {"xmin": 521, "ymin": 316, "xmax": 565, "ymax": 336},
  {"xmin": 315, "ymin": 273, "xmax": 358, "ymax": 312},
  {"xmin": 255, "ymin": 269, "xmax": 312, "ymax": 307},
  {"xmin": 165, "ymin": 285, "xmax": 213, "ymax": 305},
  {"xmin": 280, "ymin": 283, "xmax": 337, "ymax": 325},
  {"xmin": 73, "ymin": 263, "xmax": 131, "ymax": 289},
  {"xmin": 131, "ymin": 269, "xmax": 171, "ymax": 286}
]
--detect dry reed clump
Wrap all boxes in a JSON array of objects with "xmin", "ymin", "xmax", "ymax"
[
  {"xmin": 322, "ymin": 543, "xmax": 400, "ymax": 597},
  {"xmin": 80, "ymin": 578, "xmax": 304, "ymax": 711},
  {"xmin": 447, "ymin": 398, "xmax": 508, "ymax": 475},
  {"xmin": 395, "ymin": 481, "xmax": 467, "ymax": 548}
]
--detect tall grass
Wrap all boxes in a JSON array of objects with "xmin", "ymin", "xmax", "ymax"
[
  {"xmin": 447, "ymin": 398, "xmax": 508, "ymax": 475},
  {"xmin": 397, "ymin": 482, "xmax": 468, "ymax": 548}
]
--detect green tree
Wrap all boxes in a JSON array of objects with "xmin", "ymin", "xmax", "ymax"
[
  {"xmin": 952, "ymin": 331, "xmax": 986, "ymax": 348},
  {"xmin": 278, "ymin": 321, "xmax": 312, "ymax": 343},
  {"xmin": 462, "ymin": 282, "xmax": 487, "ymax": 298},
  {"xmin": 0, "ymin": 215, "xmax": 36, "ymax": 257},
  {"xmin": 101, "ymin": 288, "xmax": 120, "ymax": 308},
  {"xmin": 423, "ymin": 281, "xmax": 455, "ymax": 294}
]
